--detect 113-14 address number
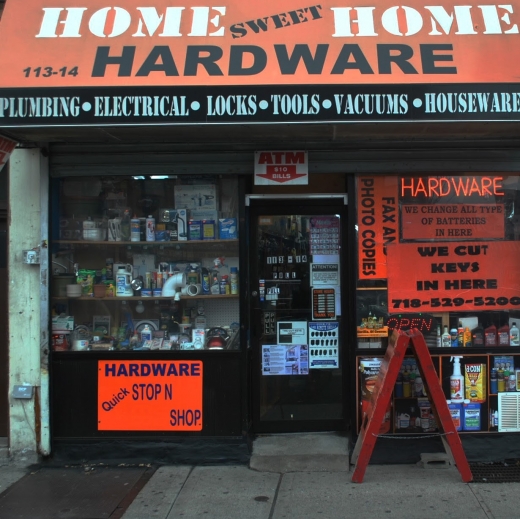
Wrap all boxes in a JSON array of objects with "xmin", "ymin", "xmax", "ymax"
[{"xmin": 23, "ymin": 66, "xmax": 79, "ymax": 78}]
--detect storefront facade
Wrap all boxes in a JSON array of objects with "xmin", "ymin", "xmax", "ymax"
[{"xmin": 2, "ymin": 1, "xmax": 520, "ymax": 463}]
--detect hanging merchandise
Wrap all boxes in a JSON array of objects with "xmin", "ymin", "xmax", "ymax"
[{"xmin": 450, "ymin": 356, "xmax": 464, "ymax": 403}]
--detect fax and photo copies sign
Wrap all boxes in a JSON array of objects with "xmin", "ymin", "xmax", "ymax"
[
  {"xmin": 0, "ymin": 135, "xmax": 16, "ymax": 173},
  {"xmin": 254, "ymin": 151, "xmax": 308, "ymax": 185},
  {"xmin": 98, "ymin": 360, "xmax": 203, "ymax": 431}
]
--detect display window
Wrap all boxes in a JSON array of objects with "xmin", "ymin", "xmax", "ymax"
[
  {"xmin": 355, "ymin": 173, "xmax": 520, "ymax": 435},
  {"xmin": 355, "ymin": 173, "xmax": 520, "ymax": 349},
  {"xmin": 50, "ymin": 175, "xmax": 240, "ymax": 352}
]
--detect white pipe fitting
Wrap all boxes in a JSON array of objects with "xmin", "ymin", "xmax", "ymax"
[
  {"xmin": 161, "ymin": 272, "xmax": 187, "ymax": 297},
  {"xmin": 181, "ymin": 283, "xmax": 202, "ymax": 296}
]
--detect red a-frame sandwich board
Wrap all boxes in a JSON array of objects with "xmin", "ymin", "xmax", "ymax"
[{"xmin": 351, "ymin": 328, "xmax": 473, "ymax": 483}]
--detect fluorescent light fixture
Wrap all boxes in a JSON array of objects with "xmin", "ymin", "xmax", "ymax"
[
  {"xmin": 132, "ymin": 176, "xmax": 145, "ymax": 180},
  {"xmin": 151, "ymin": 175, "xmax": 172, "ymax": 180}
]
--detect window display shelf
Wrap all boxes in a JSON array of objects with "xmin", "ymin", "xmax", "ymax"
[
  {"xmin": 55, "ymin": 239, "xmax": 238, "ymax": 247},
  {"xmin": 52, "ymin": 294, "xmax": 239, "ymax": 301}
]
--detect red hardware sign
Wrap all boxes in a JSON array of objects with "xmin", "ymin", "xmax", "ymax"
[
  {"xmin": 387, "ymin": 241, "xmax": 520, "ymax": 313},
  {"xmin": 2, "ymin": 1, "xmax": 520, "ymax": 88},
  {"xmin": 98, "ymin": 360, "xmax": 203, "ymax": 431}
]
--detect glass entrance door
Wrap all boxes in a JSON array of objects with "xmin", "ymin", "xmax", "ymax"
[{"xmin": 248, "ymin": 196, "xmax": 347, "ymax": 433}]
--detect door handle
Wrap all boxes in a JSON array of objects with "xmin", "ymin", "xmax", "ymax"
[{"xmin": 251, "ymin": 291, "xmax": 258, "ymax": 297}]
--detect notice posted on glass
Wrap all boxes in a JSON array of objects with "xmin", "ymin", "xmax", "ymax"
[{"xmin": 262, "ymin": 344, "xmax": 309, "ymax": 376}]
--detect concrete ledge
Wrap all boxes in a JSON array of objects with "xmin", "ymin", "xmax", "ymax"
[
  {"xmin": 251, "ymin": 453, "xmax": 350, "ymax": 473},
  {"xmin": 250, "ymin": 433, "xmax": 349, "ymax": 473},
  {"xmin": 417, "ymin": 452, "xmax": 452, "ymax": 469}
]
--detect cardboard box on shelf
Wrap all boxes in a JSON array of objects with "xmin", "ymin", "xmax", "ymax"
[
  {"xmin": 52, "ymin": 315, "xmax": 74, "ymax": 331},
  {"xmin": 219, "ymin": 218, "xmax": 238, "ymax": 239},
  {"xmin": 174, "ymin": 185, "xmax": 217, "ymax": 210}
]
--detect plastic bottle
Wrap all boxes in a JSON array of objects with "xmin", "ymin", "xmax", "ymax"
[
  {"xmin": 436, "ymin": 325, "xmax": 442, "ymax": 348},
  {"xmin": 130, "ymin": 216, "xmax": 140, "ymax": 241},
  {"xmin": 463, "ymin": 327, "xmax": 472, "ymax": 348},
  {"xmin": 497, "ymin": 367, "xmax": 505, "ymax": 392},
  {"xmin": 146, "ymin": 215, "xmax": 156, "ymax": 242},
  {"xmin": 450, "ymin": 356, "xmax": 464, "ymax": 402},
  {"xmin": 490, "ymin": 368, "xmax": 498, "ymax": 394},
  {"xmin": 457, "ymin": 322, "xmax": 464, "ymax": 347},
  {"xmin": 230, "ymin": 267, "xmax": 239, "ymax": 295},
  {"xmin": 510, "ymin": 322, "xmax": 520, "ymax": 346},
  {"xmin": 447, "ymin": 400, "xmax": 462, "ymax": 431},
  {"xmin": 498, "ymin": 323, "xmax": 510, "ymax": 346},
  {"xmin": 450, "ymin": 328, "xmax": 459, "ymax": 347},
  {"xmin": 441, "ymin": 326, "xmax": 451, "ymax": 348},
  {"xmin": 140, "ymin": 324, "xmax": 152, "ymax": 342},
  {"xmin": 472, "ymin": 322, "xmax": 485, "ymax": 347},
  {"xmin": 201, "ymin": 268, "xmax": 210, "ymax": 294},
  {"xmin": 484, "ymin": 323, "xmax": 497, "ymax": 346}
]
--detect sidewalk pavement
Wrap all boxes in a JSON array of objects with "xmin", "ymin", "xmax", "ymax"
[
  {"xmin": 1, "ymin": 459, "xmax": 519, "ymax": 519},
  {"xmin": 121, "ymin": 463, "xmax": 518, "ymax": 519}
]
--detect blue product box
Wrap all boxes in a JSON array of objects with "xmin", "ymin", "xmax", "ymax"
[
  {"xmin": 188, "ymin": 220, "xmax": 202, "ymax": 240},
  {"xmin": 219, "ymin": 218, "xmax": 238, "ymax": 239},
  {"xmin": 462, "ymin": 402, "xmax": 481, "ymax": 431}
]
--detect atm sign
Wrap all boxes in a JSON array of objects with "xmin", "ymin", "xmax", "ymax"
[{"xmin": 254, "ymin": 151, "xmax": 308, "ymax": 185}]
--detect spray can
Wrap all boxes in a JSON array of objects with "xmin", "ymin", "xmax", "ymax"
[
  {"xmin": 201, "ymin": 268, "xmax": 210, "ymax": 294},
  {"xmin": 130, "ymin": 217, "xmax": 140, "ymax": 241},
  {"xmin": 146, "ymin": 215, "xmax": 156, "ymax": 242},
  {"xmin": 450, "ymin": 356, "xmax": 464, "ymax": 402}
]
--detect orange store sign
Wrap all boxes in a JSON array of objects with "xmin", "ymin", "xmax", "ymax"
[
  {"xmin": 401, "ymin": 204, "xmax": 505, "ymax": 240},
  {"xmin": 98, "ymin": 360, "xmax": 203, "ymax": 431},
  {"xmin": 2, "ymin": 1, "xmax": 520, "ymax": 88},
  {"xmin": 387, "ymin": 241, "xmax": 520, "ymax": 313},
  {"xmin": 357, "ymin": 176, "xmax": 398, "ymax": 280}
]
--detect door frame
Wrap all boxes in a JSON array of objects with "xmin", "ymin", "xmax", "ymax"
[{"xmin": 245, "ymin": 194, "xmax": 349, "ymax": 434}]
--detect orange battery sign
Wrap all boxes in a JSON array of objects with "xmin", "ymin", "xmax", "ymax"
[
  {"xmin": 98, "ymin": 360, "xmax": 203, "ymax": 431},
  {"xmin": 401, "ymin": 204, "xmax": 505, "ymax": 240}
]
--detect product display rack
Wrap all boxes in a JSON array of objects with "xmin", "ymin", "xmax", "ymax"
[
  {"xmin": 357, "ymin": 351, "xmax": 520, "ymax": 435},
  {"xmin": 51, "ymin": 234, "xmax": 241, "ymax": 350}
]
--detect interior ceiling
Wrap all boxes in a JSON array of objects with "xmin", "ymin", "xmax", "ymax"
[{"xmin": 4, "ymin": 122, "xmax": 520, "ymax": 153}]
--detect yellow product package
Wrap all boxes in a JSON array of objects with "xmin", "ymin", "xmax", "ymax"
[{"xmin": 464, "ymin": 364, "xmax": 487, "ymax": 403}]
